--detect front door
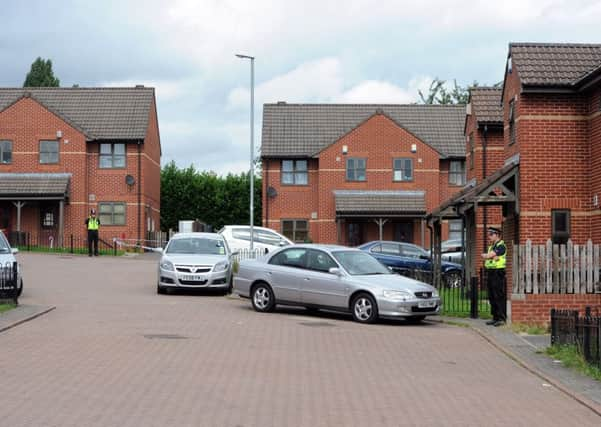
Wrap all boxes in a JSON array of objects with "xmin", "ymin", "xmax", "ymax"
[
  {"xmin": 0, "ymin": 204, "xmax": 11, "ymax": 236},
  {"xmin": 394, "ymin": 222, "xmax": 414, "ymax": 243},
  {"xmin": 347, "ymin": 222, "xmax": 364, "ymax": 247}
]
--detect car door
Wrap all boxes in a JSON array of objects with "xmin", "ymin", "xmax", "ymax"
[
  {"xmin": 266, "ymin": 248, "xmax": 308, "ymax": 303},
  {"xmin": 370, "ymin": 243, "xmax": 406, "ymax": 273},
  {"xmin": 400, "ymin": 243, "xmax": 432, "ymax": 282},
  {"xmin": 300, "ymin": 249, "xmax": 349, "ymax": 308}
]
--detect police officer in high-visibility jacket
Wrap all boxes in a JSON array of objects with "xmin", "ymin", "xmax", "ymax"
[
  {"xmin": 85, "ymin": 209, "xmax": 100, "ymax": 257},
  {"xmin": 481, "ymin": 227, "xmax": 506, "ymax": 326}
]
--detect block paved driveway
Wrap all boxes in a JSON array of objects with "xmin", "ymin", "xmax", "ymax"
[{"xmin": 1, "ymin": 253, "xmax": 600, "ymax": 427}]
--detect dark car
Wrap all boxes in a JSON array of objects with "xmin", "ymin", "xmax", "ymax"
[{"xmin": 358, "ymin": 240, "xmax": 462, "ymax": 288}]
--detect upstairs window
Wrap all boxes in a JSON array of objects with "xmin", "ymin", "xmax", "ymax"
[
  {"xmin": 99, "ymin": 202, "xmax": 126, "ymax": 225},
  {"xmin": 449, "ymin": 161, "xmax": 466, "ymax": 186},
  {"xmin": 39, "ymin": 140, "xmax": 59, "ymax": 164},
  {"xmin": 448, "ymin": 219, "xmax": 463, "ymax": 241},
  {"xmin": 100, "ymin": 143, "xmax": 126, "ymax": 168},
  {"xmin": 281, "ymin": 160, "xmax": 308, "ymax": 185},
  {"xmin": 0, "ymin": 140, "xmax": 12, "ymax": 164},
  {"xmin": 509, "ymin": 100, "xmax": 516, "ymax": 145},
  {"xmin": 346, "ymin": 158, "xmax": 366, "ymax": 181},
  {"xmin": 393, "ymin": 158, "xmax": 413, "ymax": 181}
]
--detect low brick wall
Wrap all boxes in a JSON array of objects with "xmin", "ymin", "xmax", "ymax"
[{"xmin": 510, "ymin": 293, "xmax": 601, "ymax": 324}]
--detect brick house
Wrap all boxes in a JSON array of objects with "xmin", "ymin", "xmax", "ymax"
[
  {"xmin": 0, "ymin": 87, "xmax": 161, "ymax": 247},
  {"xmin": 430, "ymin": 43, "xmax": 601, "ymax": 322},
  {"xmin": 261, "ymin": 104, "xmax": 466, "ymax": 246}
]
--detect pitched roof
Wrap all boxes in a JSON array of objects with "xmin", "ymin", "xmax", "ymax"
[
  {"xmin": 0, "ymin": 87, "xmax": 155, "ymax": 140},
  {"xmin": 469, "ymin": 87, "xmax": 503, "ymax": 124},
  {"xmin": 0, "ymin": 173, "xmax": 71, "ymax": 200},
  {"xmin": 509, "ymin": 43, "xmax": 601, "ymax": 88},
  {"xmin": 261, "ymin": 104, "xmax": 466, "ymax": 158},
  {"xmin": 334, "ymin": 190, "xmax": 426, "ymax": 215}
]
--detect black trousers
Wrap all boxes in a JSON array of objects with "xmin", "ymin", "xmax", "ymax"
[
  {"xmin": 486, "ymin": 268, "xmax": 506, "ymax": 321},
  {"xmin": 88, "ymin": 230, "xmax": 99, "ymax": 256}
]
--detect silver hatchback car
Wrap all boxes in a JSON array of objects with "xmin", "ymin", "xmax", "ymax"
[
  {"xmin": 233, "ymin": 244, "xmax": 441, "ymax": 324},
  {"xmin": 156, "ymin": 232, "xmax": 232, "ymax": 294}
]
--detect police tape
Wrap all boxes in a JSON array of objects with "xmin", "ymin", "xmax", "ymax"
[{"xmin": 113, "ymin": 239, "xmax": 160, "ymax": 252}]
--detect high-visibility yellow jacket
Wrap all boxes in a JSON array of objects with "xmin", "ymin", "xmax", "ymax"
[{"xmin": 485, "ymin": 239, "xmax": 506, "ymax": 269}]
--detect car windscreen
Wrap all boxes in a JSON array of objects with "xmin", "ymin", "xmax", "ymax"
[
  {"xmin": 332, "ymin": 250, "xmax": 391, "ymax": 275},
  {"xmin": 166, "ymin": 238, "xmax": 226, "ymax": 255},
  {"xmin": 0, "ymin": 234, "xmax": 9, "ymax": 253}
]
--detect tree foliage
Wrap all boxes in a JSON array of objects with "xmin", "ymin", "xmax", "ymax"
[
  {"xmin": 418, "ymin": 78, "xmax": 477, "ymax": 105},
  {"xmin": 160, "ymin": 162, "xmax": 261, "ymax": 231},
  {"xmin": 23, "ymin": 57, "xmax": 60, "ymax": 87}
]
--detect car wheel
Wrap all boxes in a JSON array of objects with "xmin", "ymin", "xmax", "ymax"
[
  {"xmin": 17, "ymin": 278, "xmax": 23, "ymax": 297},
  {"xmin": 351, "ymin": 293, "xmax": 378, "ymax": 324},
  {"xmin": 251, "ymin": 283, "xmax": 275, "ymax": 313},
  {"xmin": 407, "ymin": 315, "xmax": 426, "ymax": 323},
  {"xmin": 444, "ymin": 271, "xmax": 462, "ymax": 288},
  {"xmin": 157, "ymin": 283, "xmax": 167, "ymax": 295}
]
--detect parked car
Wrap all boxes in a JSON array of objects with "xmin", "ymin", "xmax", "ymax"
[
  {"xmin": 426, "ymin": 239, "xmax": 465, "ymax": 263},
  {"xmin": 0, "ymin": 231, "xmax": 23, "ymax": 297},
  {"xmin": 358, "ymin": 241, "xmax": 463, "ymax": 288},
  {"xmin": 155, "ymin": 232, "xmax": 233, "ymax": 294},
  {"xmin": 233, "ymin": 244, "xmax": 441, "ymax": 324},
  {"xmin": 218, "ymin": 225, "xmax": 293, "ymax": 253}
]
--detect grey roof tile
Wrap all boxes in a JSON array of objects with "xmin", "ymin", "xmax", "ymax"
[
  {"xmin": 0, "ymin": 173, "xmax": 71, "ymax": 198},
  {"xmin": 334, "ymin": 190, "xmax": 426, "ymax": 214},
  {"xmin": 510, "ymin": 43, "xmax": 601, "ymax": 87},
  {"xmin": 470, "ymin": 87, "xmax": 503, "ymax": 124},
  {"xmin": 0, "ymin": 87, "xmax": 154, "ymax": 140},
  {"xmin": 262, "ymin": 104, "xmax": 466, "ymax": 158}
]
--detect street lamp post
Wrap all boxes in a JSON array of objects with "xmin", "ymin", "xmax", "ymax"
[{"xmin": 236, "ymin": 53, "xmax": 255, "ymax": 251}]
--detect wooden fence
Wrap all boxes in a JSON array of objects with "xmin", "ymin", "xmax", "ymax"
[{"xmin": 513, "ymin": 239, "xmax": 601, "ymax": 294}]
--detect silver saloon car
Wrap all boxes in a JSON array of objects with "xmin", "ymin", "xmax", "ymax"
[
  {"xmin": 156, "ymin": 232, "xmax": 232, "ymax": 294},
  {"xmin": 0, "ymin": 231, "xmax": 23, "ymax": 297},
  {"xmin": 233, "ymin": 244, "xmax": 441, "ymax": 324}
]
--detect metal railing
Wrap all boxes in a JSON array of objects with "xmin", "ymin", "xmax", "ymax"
[
  {"xmin": 551, "ymin": 307, "xmax": 601, "ymax": 368},
  {"xmin": 10, "ymin": 233, "xmax": 119, "ymax": 256},
  {"xmin": 0, "ymin": 261, "xmax": 19, "ymax": 305}
]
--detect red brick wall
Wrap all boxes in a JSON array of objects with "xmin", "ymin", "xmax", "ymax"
[
  {"xmin": 0, "ymin": 94, "xmax": 161, "ymax": 245},
  {"xmin": 512, "ymin": 294, "xmax": 601, "ymax": 325},
  {"xmin": 263, "ymin": 113, "xmax": 463, "ymax": 246}
]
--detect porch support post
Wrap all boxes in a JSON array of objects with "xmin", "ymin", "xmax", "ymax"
[
  {"xmin": 373, "ymin": 218, "xmax": 388, "ymax": 241},
  {"xmin": 58, "ymin": 200, "xmax": 65, "ymax": 247},
  {"xmin": 421, "ymin": 218, "xmax": 425, "ymax": 247},
  {"xmin": 12, "ymin": 201, "xmax": 26, "ymax": 232},
  {"xmin": 336, "ymin": 218, "xmax": 341, "ymax": 245}
]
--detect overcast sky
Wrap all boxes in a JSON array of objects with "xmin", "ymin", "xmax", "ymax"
[{"xmin": 2, "ymin": 0, "xmax": 600, "ymax": 174}]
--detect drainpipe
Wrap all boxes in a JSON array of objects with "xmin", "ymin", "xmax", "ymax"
[
  {"xmin": 138, "ymin": 140, "xmax": 142, "ymax": 246},
  {"xmin": 265, "ymin": 159, "xmax": 269, "ymax": 227},
  {"xmin": 482, "ymin": 125, "xmax": 488, "ymax": 253}
]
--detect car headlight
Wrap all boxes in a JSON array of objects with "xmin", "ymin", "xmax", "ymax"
[
  {"xmin": 382, "ymin": 290, "xmax": 414, "ymax": 301},
  {"xmin": 432, "ymin": 289, "xmax": 439, "ymax": 298},
  {"xmin": 160, "ymin": 259, "xmax": 174, "ymax": 271},
  {"xmin": 213, "ymin": 260, "xmax": 229, "ymax": 272}
]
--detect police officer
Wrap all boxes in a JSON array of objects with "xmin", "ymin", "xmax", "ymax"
[
  {"xmin": 481, "ymin": 227, "xmax": 506, "ymax": 326},
  {"xmin": 85, "ymin": 209, "xmax": 100, "ymax": 257}
]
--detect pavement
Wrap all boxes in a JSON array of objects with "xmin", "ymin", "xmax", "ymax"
[{"xmin": 0, "ymin": 252, "xmax": 600, "ymax": 427}]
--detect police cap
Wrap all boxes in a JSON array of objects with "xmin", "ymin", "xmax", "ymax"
[{"xmin": 487, "ymin": 227, "xmax": 501, "ymax": 235}]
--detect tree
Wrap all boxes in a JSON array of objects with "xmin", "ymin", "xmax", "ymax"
[
  {"xmin": 23, "ymin": 57, "xmax": 60, "ymax": 87},
  {"xmin": 418, "ymin": 78, "xmax": 477, "ymax": 105}
]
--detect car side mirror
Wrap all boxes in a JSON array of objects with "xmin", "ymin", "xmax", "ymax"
[
  {"xmin": 153, "ymin": 247, "xmax": 163, "ymax": 254},
  {"xmin": 231, "ymin": 250, "xmax": 240, "ymax": 256},
  {"xmin": 11, "ymin": 248, "xmax": 19, "ymax": 255},
  {"xmin": 328, "ymin": 267, "xmax": 343, "ymax": 276},
  {"xmin": 279, "ymin": 240, "xmax": 287, "ymax": 246},
  {"xmin": 419, "ymin": 254, "xmax": 431, "ymax": 260}
]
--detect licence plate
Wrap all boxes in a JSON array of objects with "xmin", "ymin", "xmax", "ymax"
[
  {"xmin": 181, "ymin": 274, "xmax": 205, "ymax": 281},
  {"xmin": 418, "ymin": 300, "xmax": 436, "ymax": 308}
]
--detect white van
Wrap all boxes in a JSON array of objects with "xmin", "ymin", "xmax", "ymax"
[{"xmin": 218, "ymin": 225, "xmax": 293, "ymax": 253}]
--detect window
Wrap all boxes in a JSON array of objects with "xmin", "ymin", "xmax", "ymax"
[
  {"xmin": 509, "ymin": 100, "xmax": 516, "ymax": 145},
  {"xmin": 39, "ymin": 140, "xmax": 59, "ymax": 164},
  {"xmin": 307, "ymin": 249, "xmax": 338, "ymax": 273},
  {"xmin": 380, "ymin": 243, "xmax": 401, "ymax": 255},
  {"xmin": 448, "ymin": 219, "xmax": 463, "ymax": 241},
  {"xmin": 393, "ymin": 158, "xmax": 413, "ymax": 181},
  {"xmin": 282, "ymin": 219, "xmax": 309, "ymax": 242},
  {"xmin": 99, "ymin": 143, "xmax": 126, "ymax": 168},
  {"xmin": 400, "ymin": 244, "xmax": 427, "ymax": 258},
  {"xmin": 552, "ymin": 209, "xmax": 570, "ymax": 244},
  {"xmin": 98, "ymin": 202, "xmax": 126, "ymax": 225},
  {"xmin": 449, "ymin": 161, "xmax": 466, "ymax": 186},
  {"xmin": 469, "ymin": 134, "xmax": 474, "ymax": 170},
  {"xmin": 269, "ymin": 248, "xmax": 307, "ymax": 269},
  {"xmin": 346, "ymin": 158, "xmax": 366, "ymax": 181},
  {"xmin": 281, "ymin": 160, "xmax": 308, "ymax": 185},
  {"xmin": 0, "ymin": 140, "xmax": 12, "ymax": 164}
]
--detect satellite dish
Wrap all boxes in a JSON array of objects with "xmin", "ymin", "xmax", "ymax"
[
  {"xmin": 125, "ymin": 175, "xmax": 136, "ymax": 186},
  {"xmin": 267, "ymin": 186, "xmax": 277, "ymax": 198}
]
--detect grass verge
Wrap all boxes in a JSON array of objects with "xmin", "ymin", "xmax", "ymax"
[
  {"xmin": 0, "ymin": 303, "xmax": 16, "ymax": 314},
  {"xmin": 511, "ymin": 322, "xmax": 549, "ymax": 335},
  {"xmin": 16, "ymin": 246, "xmax": 125, "ymax": 256},
  {"xmin": 545, "ymin": 344, "xmax": 601, "ymax": 382}
]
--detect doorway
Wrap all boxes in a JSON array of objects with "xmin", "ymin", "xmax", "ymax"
[
  {"xmin": 347, "ymin": 222, "xmax": 364, "ymax": 247},
  {"xmin": 394, "ymin": 221, "xmax": 414, "ymax": 243}
]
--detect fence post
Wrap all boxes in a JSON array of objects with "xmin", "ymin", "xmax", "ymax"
[
  {"xmin": 550, "ymin": 308, "xmax": 556, "ymax": 345},
  {"xmin": 113, "ymin": 239, "xmax": 117, "ymax": 256},
  {"xmin": 470, "ymin": 276, "xmax": 478, "ymax": 319},
  {"xmin": 12, "ymin": 261, "xmax": 18, "ymax": 306},
  {"xmin": 583, "ymin": 306, "xmax": 592, "ymax": 363},
  {"xmin": 70, "ymin": 234, "xmax": 74, "ymax": 254}
]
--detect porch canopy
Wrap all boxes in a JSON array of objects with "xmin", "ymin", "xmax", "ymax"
[
  {"xmin": 427, "ymin": 161, "xmax": 519, "ymax": 289},
  {"xmin": 334, "ymin": 190, "xmax": 426, "ymax": 241},
  {"xmin": 0, "ymin": 173, "xmax": 71, "ymax": 239}
]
